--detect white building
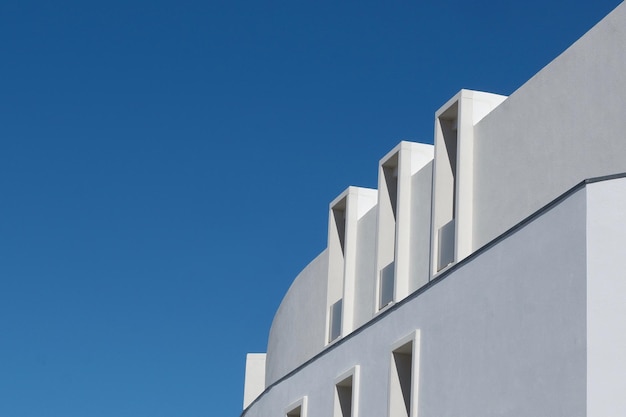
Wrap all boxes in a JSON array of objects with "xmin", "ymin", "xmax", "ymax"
[{"xmin": 242, "ymin": 2, "xmax": 626, "ymax": 416}]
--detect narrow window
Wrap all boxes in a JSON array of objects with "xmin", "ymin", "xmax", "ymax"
[
  {"xmin": 332, "ymin": 206, "xmax": 347, "ymax": 254},
  {"xmin": 334, "ymin": 366, "xmax": 359, "ymax": 417},
  {"xmin": 287, "ymin": 404, "xmax": 301, "ymax": 417},
  {"xmin": 377, "ymin": 155, "xmax": 399, "ymax": 310},
  {"xmin": 286, "ymin": 397, "xmax": 307, "ymax": 417},
  {"xmin": 389, "ymin": 332, "xmax": 419, "ymax": 417},
  {"xmin": 382, "ymin": 163, "xmax": 399, "ymax": 220},
  {"xmin": 379, "ymin": 261, "xmax": 395, "ymax": 309},
  {"xmin": 335, "ymin": 375, "xmax": 353, "ymax": 417},
  {"xmin": 328, "ymin": 299, "xmax": 343, "ymax": 343},
  {"xmin": 435, "ymin": 102, "xmax": 459, "ymax": 272},
  {"xmin": 327, "ymin": 195, "xmax": 347, "ymax": 345},
  {"xmin": 437, "ymin": 218, "xmax": 455, "ymax": 270}
]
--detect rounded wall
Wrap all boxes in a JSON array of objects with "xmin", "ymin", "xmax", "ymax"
[{"xmin": 265, "ymin": 249, "xmax": 329, "ymax": 386}]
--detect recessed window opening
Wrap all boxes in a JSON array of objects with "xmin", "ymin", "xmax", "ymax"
[
  {"xmin": 335, "ymin": 374, "xmax": 354, "ymax": 417},
  {"xmin": 437, "ymin": 102, "xmax": 458, "ymax": 271},
  {"xmin": 286, "ymin": 397, "xmax": 307, "ymax": 417},
  {"xmin": 390, "ymin": 341, "xmax": 413, "ymax": 417},
  {"xmin": 382, "ymin": 157, "xmax": 399, "ymax": 220},
  {"xmin": 328, "ymin": 299, "xmax": 343, "ymax": 343},
  {"xmin": 327, "ymin": 196, "xmax": 347, "ymax": 345},
  {"xmin": 379, "ymin": 261, "xmax": 395, "ymax": 309},
  {"xmin": 378, "ymin": 154, "xmax": 399, "ymax": 309},
  {"xmin": 286, "ymin": 405, "xmax": 301, "ymax": 417},
  {"xmin": 439, "ymin": 104, "xmax": 458, "ymax": 218},
  {"xmin": 437, "ymin": 218, "xmax": 455, "ymax": 271},
  {"xmin": 332, "ymin": 205, "xmax": 347, "ymax": 255}
]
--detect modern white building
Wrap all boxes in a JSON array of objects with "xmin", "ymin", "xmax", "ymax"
[{"xmin": 242, "ymin": 2, "xmax": 626, "ymax": 416}]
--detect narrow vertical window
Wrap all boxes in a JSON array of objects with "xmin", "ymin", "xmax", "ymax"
[
  {"xmin": 332, "ymin": 206, "xmax": 347, "ymax": 254},
  {"xmin": 328, "ymin": 299, "xmax": 343, "ymax": 343},
  {"xmin": 334, "ymin": 366, "xmax": 359, "ymax": 417},
  {"xmin": 389, "ymin": 331, "xmax": 420, "ymax": 417},
  {"xmin": 379, "ymin": 261, "xmax": 395, "ymax": 308},
  {"xmin": 327, "ymin": 195, "xmax": 347, "ymax": 345},
  {"xmin": 377, "ymin": 154, "xmax": 399, "ymax": 310},
  {"xmin": 286, "ymin": 404, "xmax": 301, "ymax": 417},
  {"xmin": 286, "ymin": 397, "xmax": 307, "ymax": 417},
  {"xmin": 335, "ymin": 376, "xmax": 353, "ymax": 417},
  {"xmin": 434, "ymin": 101, "xmax": 459, "ymax": 272},
  {"xmin": 382, "ymin": 163, "xmax": 399, "ymax": 220}
]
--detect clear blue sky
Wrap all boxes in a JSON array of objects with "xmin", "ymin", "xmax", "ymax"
[{"xmin": 0, "ymin": 1, "xmax": 620, "ymax": 416}]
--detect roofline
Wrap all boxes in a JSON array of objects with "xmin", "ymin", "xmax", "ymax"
[{"xmin": 241, "ymin": 171, "xmax": 626, "ymax": 416}]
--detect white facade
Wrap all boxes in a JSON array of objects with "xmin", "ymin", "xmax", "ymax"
[{"xmin": 242, "ymin": 2, "xmax": 626, "ymax": 416}]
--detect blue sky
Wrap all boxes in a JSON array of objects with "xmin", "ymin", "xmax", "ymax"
[{"xmin": 0, "ymin": 1, "xmax": 620, "ymax": 416}]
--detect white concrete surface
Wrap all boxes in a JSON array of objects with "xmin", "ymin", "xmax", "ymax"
[
  {"xmin": 353, "ymin": 203, "xmax": 377, "ymax": 329},
  {"xmin": 265, "ymin": 250, "xmax": 328, "ymax": 386},
  {"xmin": 409, "ymin": 161, "xmax": 433, "ymax": 293},
  {"xmin": 375, "ymin": 142, "xmax": 433, "ymax": 307},
  {"xmin": 242, "ymin": 353, "xmax": 266, "ymax": 408},
  {"xmin": 586, "ymin": 178, "xmax": 626, "ymax": 416},
  {"xmin": 243, "ymin": 2, "xmax": 626, "ymax": 413},
  {"xmin": 327, "ymin": 187, "xmax": 378, "ymax": 342},
  {"xmin": 431, "ymin": 90, "xmax": 506, "ymax": 275},
  {"xmin": 473, "ymin": 2, "xmax": 626, "ymax": 250},
  {"xmin": 245, "ymin": 180, "xmax": 590, "ymax": 416}
]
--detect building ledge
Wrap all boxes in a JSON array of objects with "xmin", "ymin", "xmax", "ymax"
[{"xmin": 241, "ymin": 171, "xmax": 626, "ymax": 416}]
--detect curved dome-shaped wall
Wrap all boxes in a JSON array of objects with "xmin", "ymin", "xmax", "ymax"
[{"xmin": 265, "ymin": 249, "xmax": 329, "ymax": 386}]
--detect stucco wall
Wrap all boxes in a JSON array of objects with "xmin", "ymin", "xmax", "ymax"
[
  {"xmin": 242, "ymin": 353, "xmax": 266, "ymax": 409},
  {"xmin": 246, "ymin": 173, "xmax": 590, "ymax": 417},
  {"xmin": 409, "ymin": 160, "xmax": 432, "ymax": 292},
  {"xmin": 354, "ymin": 205, "xmax": 377, "ymax": 329},
  {"xmin": 265, "ymin": 250, "xmax": 328, "ymax": 386},
  {"xmin": 473, "ymin": 1, "xmax": 626, "ymax": 249},
  {"xmin": 586, "ymin": 177, "xmax": 626, "ymax": 416}
]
